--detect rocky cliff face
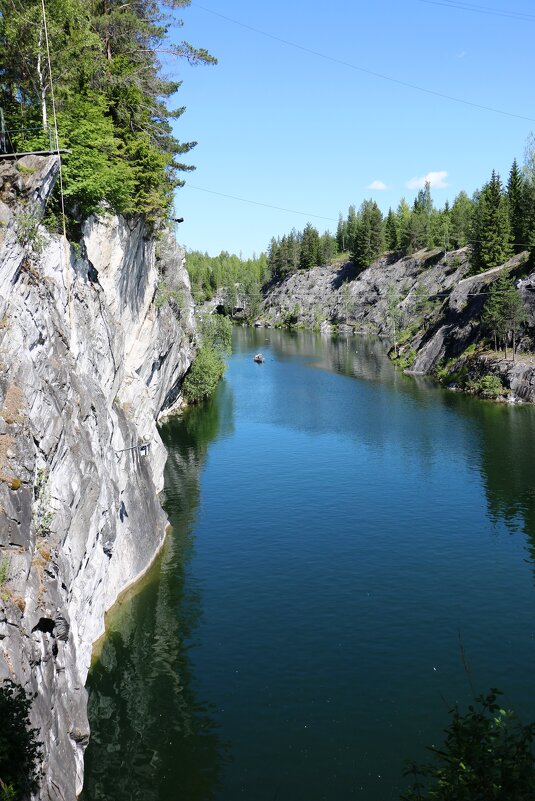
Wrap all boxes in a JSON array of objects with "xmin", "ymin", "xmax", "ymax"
[
  {"xmin": 260, "ymin": 248, "xmax": 470, "ymax": 333},
  {"xmin": 0, "ymin": 155, "xmax": 196, "ymax": 799},
  {"xmin": 260, "ymin": 248, "xmax": 535, "ymax": 402}
]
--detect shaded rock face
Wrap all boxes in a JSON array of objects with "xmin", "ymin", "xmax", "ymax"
[
  {"xmin": 0, "ymin": 156, "xmax": 196, "ymax": 799},
  {"xmin": 260, "ymin": 249, "xmax": 469, "ymax": 333}
]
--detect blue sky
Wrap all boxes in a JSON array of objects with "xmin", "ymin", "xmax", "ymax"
[{"xmin": 166, "ymin": 0, "xmax": 535, "ymax": 257}]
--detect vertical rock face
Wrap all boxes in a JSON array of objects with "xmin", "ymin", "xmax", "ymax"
[{"xmin": 0, "ymin": 156, "xmax": 196, "ymax": 799}]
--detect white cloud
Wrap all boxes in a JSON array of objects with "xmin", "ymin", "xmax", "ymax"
[
  {"xmin": 456, "ymin": 50, "xmax": 467, "ymax": 59},
  {"xmin": 368, "ymin": 180, "xmax": 388, "ymax": 190},
  {"xmin": 406, "ymin": 171, "xmax": 448, "ymax": 190}
]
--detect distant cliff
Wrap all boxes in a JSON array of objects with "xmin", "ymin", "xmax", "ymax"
[
  {"xmin": 258, "ymin": 248, "xmax": 535, "ymax": 402},
  {"xmin": 0, "ymin": 155, "xmax": 196, "ymax": 799}
]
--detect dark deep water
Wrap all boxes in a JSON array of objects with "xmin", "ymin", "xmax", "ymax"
[{"xmin": 82, "ymin": 328, "xmax": 535, "ymax": 801}]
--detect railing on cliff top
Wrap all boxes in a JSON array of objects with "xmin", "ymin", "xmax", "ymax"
[{"xmin": 0, "ymin": 111, "xmax": 69, "ymax": 159}]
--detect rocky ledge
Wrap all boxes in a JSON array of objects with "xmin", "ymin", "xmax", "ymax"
[{"xmin": 0, "ymin": 155, "xmax": 196, "ymax": 799}]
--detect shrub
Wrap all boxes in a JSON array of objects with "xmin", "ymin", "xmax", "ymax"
[
  {"xmin": 182, "ymin": 347, "xmax": 226, "ymax": 404},
  {"xmin": 14, "ymin": 205, "xmax": 46, "ymax": 257},
  {"xmin": 0, "ymin": 681, "xmax": 41, "ymax": 797},
  {"xmin": 0, "ymin": 557, "xmax": 9, "ymax": 587},
  {"xmin": 402, "ymin": 690, "xmax": 535, "ymax": 801},
  {"xmin": 481, "ymin": 374, "xmax": 504, "ymax": 397}
]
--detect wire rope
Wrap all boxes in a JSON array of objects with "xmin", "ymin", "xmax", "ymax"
[{"xmin": 40, "ymin": 0, "xmax": 73, "ymax": 330}]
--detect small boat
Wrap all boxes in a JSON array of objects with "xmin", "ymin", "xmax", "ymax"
[{"xmin": 254, "ymin": 353, "xmax": 265, "ymax": 363}]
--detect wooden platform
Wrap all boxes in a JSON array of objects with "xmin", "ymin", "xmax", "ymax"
[{"xmin": 0, "ymin": 149, "xmax": 70, "ymax": 160}]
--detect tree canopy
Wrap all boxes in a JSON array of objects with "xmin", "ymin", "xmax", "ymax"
[{"xmin": 0, "ymin": 0, "xmax": 215, "ymax": 222}]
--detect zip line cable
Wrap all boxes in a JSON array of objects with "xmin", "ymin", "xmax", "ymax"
[
  {"xmin": 184, "ymin": 184, "xmax": 535, "ymax": 248},
  {"xmin": 417, "ymin": 0, "xmax": 535, "ymax": 22},
  {"xmin": 191, "ymin": 3, "xmax": 535, "ymax": 123},
  {"xmin": 184, "ymin": 184, "xmax": 339, "ymax": 222},
  {"xmin": 40, "ymin": 0, "xmax": 72, "ymax": 330}
]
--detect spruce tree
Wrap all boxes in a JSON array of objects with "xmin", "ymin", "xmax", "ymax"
[
  {"xmin": 472, "ymin": 171, "xmax": 512, "ymax": 271},
  {"xmin": 299, "ymin": 223, "xmax": 320, "ymax": 270},
  {"xmin": 385, "ymin": 208, "xmax": 398, "ymax": 251},
  {"xmin": 507, "ymin": 159, "xmax": 528, "ymax": 253},
  {"xmin": 396, "ymin": 198, "xmax": 412, "ymax": 255},
  {"xmin": 352, "ymin": 200, "xmax": 384, "ymax": 271}
]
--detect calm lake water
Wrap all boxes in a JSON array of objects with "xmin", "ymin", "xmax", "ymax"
[{"xmin": 82, "ymin": 328, "xmax": 535, "ymax": 801}]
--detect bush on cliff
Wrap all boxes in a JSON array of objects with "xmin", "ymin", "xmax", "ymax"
[
  {"xmin": 182, "ymin": 315, "xmax": 232, "ymax": 404},
  {"xmin": 0, "ymin": 681, "xmax": 41, "ymax": 799},
  {"xmin": 182, "ymin": 346, "xmax": 225, "ymax": 404}
]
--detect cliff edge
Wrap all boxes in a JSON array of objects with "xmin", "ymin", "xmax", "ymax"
[{"xmin": 0, "ymin": 155, "xmax": 196, "ymax": 799}]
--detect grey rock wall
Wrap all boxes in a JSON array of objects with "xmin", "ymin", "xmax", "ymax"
[
  {"xmin": 260, "ymin": 248, "xmax": 535, "ymax": 402},
  {"xmin": 0, "ymin": 156, "xmax": 196, "ymax": 799}
]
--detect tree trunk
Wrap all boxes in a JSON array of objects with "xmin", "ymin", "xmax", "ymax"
[{"xmin": 37, "ymin": 23, "xmax": 48, "ymax": 134}]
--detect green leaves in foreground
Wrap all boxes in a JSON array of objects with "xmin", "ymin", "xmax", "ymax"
[
  {"xmin": 401, "ymin": 690, "xmax": 535, "ymax": 801},
  {"xmin": 0, "ymin": 681, "xmax": 41, "ymax": 799}
]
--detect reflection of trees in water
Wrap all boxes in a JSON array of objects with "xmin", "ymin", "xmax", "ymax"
[
  {"xmin": 82, "ymin": 389, "xmax": 234, "ymax": 801},
  {"xmin": 456, "ymin": 397, "xmax": 535, "ymax": 544},
  {"xmin": 236, "ymin": 325, "xmax": 535, "ymax": 561}
]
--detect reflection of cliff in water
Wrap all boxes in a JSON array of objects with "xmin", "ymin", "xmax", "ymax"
[{"xmin": 82, "ymin": 387, "xmax": 234, "ymax": 801}]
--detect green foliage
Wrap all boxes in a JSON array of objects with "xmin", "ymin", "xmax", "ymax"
[
  {"xmin": 57, "ymin": 92, "xmax": 135, "ymax": 217},
  {"xmin": 0, "ymin": 0, "xmax": 215, "ymax": 224},
  {"xmin": 469, "ymin": 374, "xmax": 505, "ymax": 398},
  {"xmin": 182, "ymin": 346, "xmax": 225, "ymax": 405},
  {"xmin": 0, "ymin": 681, "xmax": 42, "ymax": 798},
  {"xmin": 186, "ymin": 250, "xmax": 269, "ymax": 314},
  {"xmin": 199, "ymin": 314, "xmax": 232, "ymax": 354},
  {"xmin": 0, "ymin": 557, "xmax": 9, "ymax": 587},
  {"xmin": 391, "ymin": 347, "xmax": 416, "ymax": 370},
  {"xmin": 299, "ymin": 223, "xmax": 321, "ymax": 270},
  {"xmin": 482, "ymin": 273, "xmax": 527, "ymax": 357},
  {"xmin": 0, "ymin": 780, "xmax": 16, "ymax": 801},
  {"xmin": 385, "ymin": 208, "xmax": 399, "ymax": 250},
  {"xmin": 352, "ymin": 199, "xmax": 384, "ymax": 271},
  {"xmin": 267, "ymin": 225, "xmax": 337, "ymax": 279},
  {"xmin": 155, "ymin": 282, "xmax": 185, "ymax": 311},
  {"xmin": 182, "ymin": 314, "xmax": 232, "ymax": 404},
  {"xmin": 450, "ymin": 191, "xmax": 474, "ymax": 248},
  {"xmin": 434, "ymin": 356, "xmax": 469, "ymax": 386},
  {"xmin": 472, "ymin": 170, "xmax": 512, "ymax": 272},
  {"xmin": 14, "ymin": 204, "xmax": 46, "ymax": 256},
  {"xmin": 401, "ymin": 690, "xmax": 535, "ymax": 801}
]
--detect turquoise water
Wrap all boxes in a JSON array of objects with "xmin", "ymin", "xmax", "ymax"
[{"xmin": 83, "ymin": 328, "xmax": 535, "ymax": 800}]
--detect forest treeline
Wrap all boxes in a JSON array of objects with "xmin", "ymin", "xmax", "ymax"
[
  {"xmin": 268, "ymin": 155, "xmax": 535, "ymax": 279},
  {"xmin": 186, "ymin": 249, "xmax": 269, "ymax": 312},
  {"xmin": 0, "ymin": 0, "xmax": 214, "ymax": 223},
  {"xmin": 187, "ymin": 147, "xmax": 535, "ymax": 316}
]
